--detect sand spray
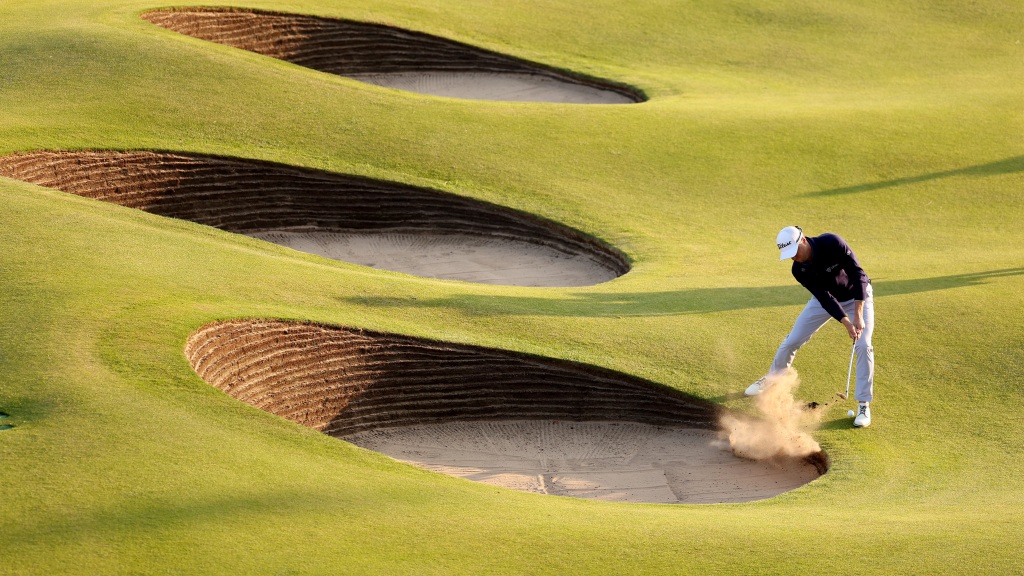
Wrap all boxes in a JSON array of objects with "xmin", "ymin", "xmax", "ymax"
[{"xmin": 719, "ymin": 368, "xmax": 821, "ymax": 461}]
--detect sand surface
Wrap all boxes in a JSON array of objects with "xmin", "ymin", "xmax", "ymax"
[
  {"xmin": 348, "ymin": 72, "xmax": 637, "ymax": 104},
  {"xmin": 249, "ymin": 230, "xmax": 619, "ymax": 286},
  {"xmin": 344, "ymin": 420, "xmax": 821, "ymax": 504}
]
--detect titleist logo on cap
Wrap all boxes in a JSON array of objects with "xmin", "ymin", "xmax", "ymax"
[{"xmin": 777, "ymin": 240, "xmax": 792, "ymax": 250}]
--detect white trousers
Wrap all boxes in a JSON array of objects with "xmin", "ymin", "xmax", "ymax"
[{"xmin": 771, "ymin": 284, "xmax": 874, "ymax": 402}]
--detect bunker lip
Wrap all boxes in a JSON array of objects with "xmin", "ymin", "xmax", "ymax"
[
  {"xmin": 140, "ymin": 7, "xmax": 646, "ymax": 104},
  {"xmin": 185, "ymin": 319, "xmax": 829, "ymax": 503},
  {"xmin": 0, "ymin": 150, "xmax": 628, "ymax": 287}
]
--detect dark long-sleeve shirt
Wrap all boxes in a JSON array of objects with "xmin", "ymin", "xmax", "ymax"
[{"xmin": 792, "ymin": 233, "xmax": 871, "ymax": 322}]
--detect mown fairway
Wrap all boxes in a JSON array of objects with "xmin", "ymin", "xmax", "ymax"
[{"xmin": 1, "ymin": 1, "xmax": 1022, "ymax": 573}]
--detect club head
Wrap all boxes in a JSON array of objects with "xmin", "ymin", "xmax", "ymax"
[{"xmin": 836, "ymin": 392, "xmax": 848, "ymax": 400}]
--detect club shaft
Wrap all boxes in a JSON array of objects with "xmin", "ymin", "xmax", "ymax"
[{"xmin": 845, "ymin": 341, "xmax": 856, "ymax": 399}]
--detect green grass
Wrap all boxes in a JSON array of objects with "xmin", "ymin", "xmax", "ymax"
[{"xmin": 2, "ymin": 0, "xmax": 1023, "ymax": 573}]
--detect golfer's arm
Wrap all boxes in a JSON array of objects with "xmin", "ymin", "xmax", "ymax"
[
  {"xmin": 839, "ymin": 301, "xmax": 864, "ymax": 328},
  {"xmin": 814, "ymin": 292, "xmax": 846, "ymax": 323}
]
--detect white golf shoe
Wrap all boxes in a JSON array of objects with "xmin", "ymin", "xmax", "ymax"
[
  {"xmin": 744, "ymin": 376, "xmax": 768, "ymax": 397},
  {"xmin": 854, "ymin": 403, "xmax": 871, "ymax": 428}
]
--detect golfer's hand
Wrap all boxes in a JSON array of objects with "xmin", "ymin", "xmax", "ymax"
[
  {"xmin": 853, "ymin": 315, "xmax": 865, "ymax": 339},
  {"xmin": 842, "ymin": 317, "xmax": 861, "ymax": 341}
]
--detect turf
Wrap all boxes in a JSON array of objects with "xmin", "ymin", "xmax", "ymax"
[{"xmin": 2, "ymin": 0, "xmax": 1023, "ymax": 573}]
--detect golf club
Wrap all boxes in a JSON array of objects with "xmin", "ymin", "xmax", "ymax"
[{"xmin": 836, "ymin": 340, "xmax": 856, "ymax": 400}]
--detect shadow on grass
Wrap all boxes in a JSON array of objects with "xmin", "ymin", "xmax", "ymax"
[
  {"xmin": 344, "ymin": 268, "xmax": 1024, "ymax": 318},
  {"xmin": 818, "ymin": 417, "xmax": 858, "ymax": 431},
  {"xmin": 807, "ymin": 155, "xmax": 1024, "ymax": 197}
]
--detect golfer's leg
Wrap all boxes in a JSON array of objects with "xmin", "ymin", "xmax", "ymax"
[
  {"xmin": 852, "ymin": 285, "xmax": 875, "ymax": 402},
  {"xmin": 770, "ymin": 298, "xmax": 832, "ymax": 374}
]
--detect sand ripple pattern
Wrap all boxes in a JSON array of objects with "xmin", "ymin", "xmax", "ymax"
[
  {"xmin": 0, "ymin": 150, "xmax": 627, "ymax": 286},
  {"xmin": 141, "ymin": 7, "xmax": 643, "ymax": 103},
  {"xmin": 347, "ymin": 421, "xmax": 822, "ymax": 503},
  {"xmin": 250, "ymin": 231, "xmax": 619, "ymax": 286}
]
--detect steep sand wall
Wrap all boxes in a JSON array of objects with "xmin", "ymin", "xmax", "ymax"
[
  {"xmin": 184, "ymin": 319, "xmax": 721, "ymax": 436},
  {"xmin": 141, "ymin": 7, "xmax": 644, "ymax": 103},
  {"xmin": 0, "ymin": 150, "xmax": 629, "ymax": 283}
]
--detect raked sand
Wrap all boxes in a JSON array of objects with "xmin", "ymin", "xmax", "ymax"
[
  {"xmin": 250, "ymin": 230, "xmax": 620, "ymax": 286},
  {"xmin": 348, "ymin": 72, "xmax": 638, "ymax": 103},
  {"xmin": 344, "ymin": 420, "xmax": 822, "ymax": 504}
]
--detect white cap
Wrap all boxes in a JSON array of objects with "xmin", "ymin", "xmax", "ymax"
[{"xmin": 776, "ymin": 226, "xmax": 802, "ymax": 260}]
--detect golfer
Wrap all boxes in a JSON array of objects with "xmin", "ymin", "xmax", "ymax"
[{"xmin": 746, "ymin": 226, "xmax": 875, "ymax": 427}]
